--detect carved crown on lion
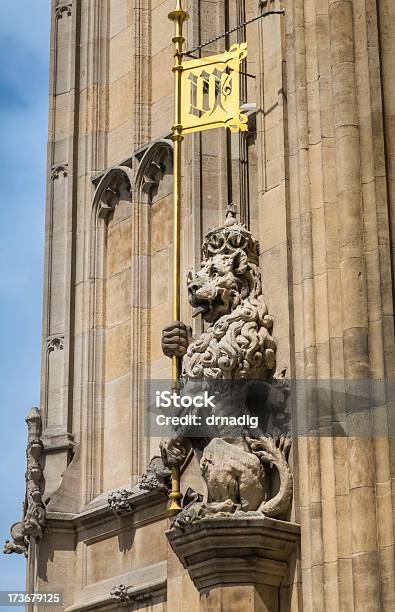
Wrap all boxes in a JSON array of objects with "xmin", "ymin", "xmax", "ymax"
[{"xmin": 202, "ymin": 203, "xmax": 260, "ymax": 265}]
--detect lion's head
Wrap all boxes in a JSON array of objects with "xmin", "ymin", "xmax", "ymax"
[
  {"xmin": 183, "ymin": 211, "xmax": 276, "ymax": 380},
  {"xmin": 187, "ymin": 250, "xmax": 262, "ymax": 324}
]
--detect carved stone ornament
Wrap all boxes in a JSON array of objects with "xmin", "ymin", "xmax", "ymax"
[
  {"xmin": 160, "ymin": 205, "xmax": 293, "ymax": 525},
  {"xmin": 50, "ymin": 164, "xmax": 68, "ymax": 180},
  {"xmin": 110, "ymin": 583, "xmax": 154, "ymax": 606},
  {"xmin": 4, "ymin": 408, "xmax": 46, "ymax": 556},
  {"xmin": 139, "ymin": 456, "xmax": 171, "ymax": 493},
  {"xmin": 3, "ymin": 522, "xmax": 29, "ymax": 557},
  {"xmin": 93, "ymin": 165, "xmax": 134, "ymax": 220},
  {"xmin": 108, "ymin": 457, "xmax": 171, "ymax": 514},
  {"xmin": 109, "ymin": 584, "xmax": 134, "ymax": 605},
  {"xmin": 55, "ymin": 2, "xmax": 72, "ymax": 19},
  {"xmin": 107, "ymin": 489, "xmax": 134, "ymax": 515},
  {"xmin": 135, "ymin": 139, "xmax": 173, "ymax": 203},
  {"xmin": 47, "ymin": 335, "xmax": 64, "ymax": 352},
  {"xmin": 141, "ymin": 145, "xmax": 172, "ymax": 200}
]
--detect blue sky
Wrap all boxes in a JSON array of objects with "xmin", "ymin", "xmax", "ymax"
[{"xmin": 0, "ymin": 0, "xmax": 50, "ymax": 601}]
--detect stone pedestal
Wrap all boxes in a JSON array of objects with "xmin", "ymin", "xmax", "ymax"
[{"xmin": 167, "ymin": 515, "xmax": 300, "ymax": 611}]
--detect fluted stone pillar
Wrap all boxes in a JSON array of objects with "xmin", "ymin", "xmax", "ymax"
[
  {"xmin": 40, "ymin": 0, "xmax": 79, "ymax": 500},
  {"xmin": 263, "ymin": 1, "xmax": 395, "ymax": 610}
]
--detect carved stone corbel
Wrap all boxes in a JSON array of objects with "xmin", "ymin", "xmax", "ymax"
[{"xmin": 167, "ymin": 515, "xmax": 300, "ymax": 594}]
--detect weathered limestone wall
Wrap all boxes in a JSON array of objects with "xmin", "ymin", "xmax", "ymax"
[
  {"xmin": 377, "ymin": 0, "xmax": 395, "ymax": 291},
  {"xmin": 257, "ymin": 0, "xmax": 292, "ymax": 375},
  {"xmin": 36, "ymin": 494, "xmax": 168, "ymax": 611},
  {"xmin": 108, "ymin": 1, "xmax": 135, "ymax": 165},
  {"xmin": 102, "ymin": 192, "xmax": 134, "ymax": 491},
  {"xmin": 34, "ymin": 0, "xmax": 395, "ymax": 610},
  {"xmin": 282, "ymin": 0, "xmax": 395, "ymax": 610}
]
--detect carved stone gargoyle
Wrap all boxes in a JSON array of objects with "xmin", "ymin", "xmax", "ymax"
[
  {"xmin": 160, "ymin": 206, "xmax": 293, "ymax": 526},
  {"xmin": 3, "ymin": 521, "xmax": 29, "ymax": 557},
  {"xmin": 3, "ymin": 407, "xmax": 46, "ymax": 556}
]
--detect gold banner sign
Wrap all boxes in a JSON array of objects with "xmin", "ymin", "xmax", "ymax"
[{"xmin": 180, "ymin": 43, "xmax": 248, "ymax": 134}]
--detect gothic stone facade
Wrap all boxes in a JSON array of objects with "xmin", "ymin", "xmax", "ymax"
[{"xmin": 8, "ymin": 0, "xmax": 395, "ymax": 611}]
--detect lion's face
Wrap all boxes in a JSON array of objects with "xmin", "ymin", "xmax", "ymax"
[{"xmin": 187, "ymin": 250, "xmax": 251, "ymax": 323}]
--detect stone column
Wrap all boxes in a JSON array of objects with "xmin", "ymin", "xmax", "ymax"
[
  {"xmin": 256, "ymin": 0, "xmax": 292, "ymax": 373},
  {"xmin": 285, "ymin": 0, "xmax": 395, "ymax": 610},
  {"xmin": 40, "ymin": 0, "xmax": 79, "ymax": 498},
  {"xmin": 377, "ymin": 0, "xmax": 395, "ymax": 288}
]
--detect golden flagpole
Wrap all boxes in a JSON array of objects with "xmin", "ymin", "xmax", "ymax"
[{"xmin": 167, "ymin": 0, "xmax": 189, "ymax": 516}]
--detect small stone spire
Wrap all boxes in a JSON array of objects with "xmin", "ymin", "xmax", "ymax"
[{"xmin": 224, "ymin": 203, "xmax": 237, "ymax": 227}]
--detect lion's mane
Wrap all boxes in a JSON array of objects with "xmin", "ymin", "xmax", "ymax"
[{"xmin": 183, "ymin": 262, "xmax": 277, "ymax": 380}]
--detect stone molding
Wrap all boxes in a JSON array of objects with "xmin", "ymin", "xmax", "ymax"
[
  {"xmin": 41, "ymin": 431, "xmax": 74, "ymax": 453},
  {"xmin": 134, "ymin": 138, "xmax": 173, "ymax": 203},
  {"xmin": 259, "ymin": 0, "xmax": 282, "ymax": 12},
  {"xmin": 50, "ymin": 163, "xmax": 68, "ymax": 180},
  {"xmin": 55, "ymin": 2, "xmax": 72, "ymax": 19},
  {"xmin": 46, "ymin": 487, "xmax": 167, "ymax": 532},
  {"xmin": 43, "ymin": 0, "xmax": 75, "ymax": 492},
  {"xmin": 46, "ymin": 335, "xmax": 64, "ymax": 352},
  {"xmin": 92, "ymin": 165, "xmax": 134, "ymax": 220},
  {"xmin": 64, "ymin": 578, "xmax": 166, "ymax": 612},
  {"xmin": 167, "ymin": 515, "xmax": 300, "ymax": 592}
]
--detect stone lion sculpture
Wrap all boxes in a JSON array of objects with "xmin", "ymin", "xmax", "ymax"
[{"xmin": 160, "ymin": 207, "xmax": 292, "ymax": 524}]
